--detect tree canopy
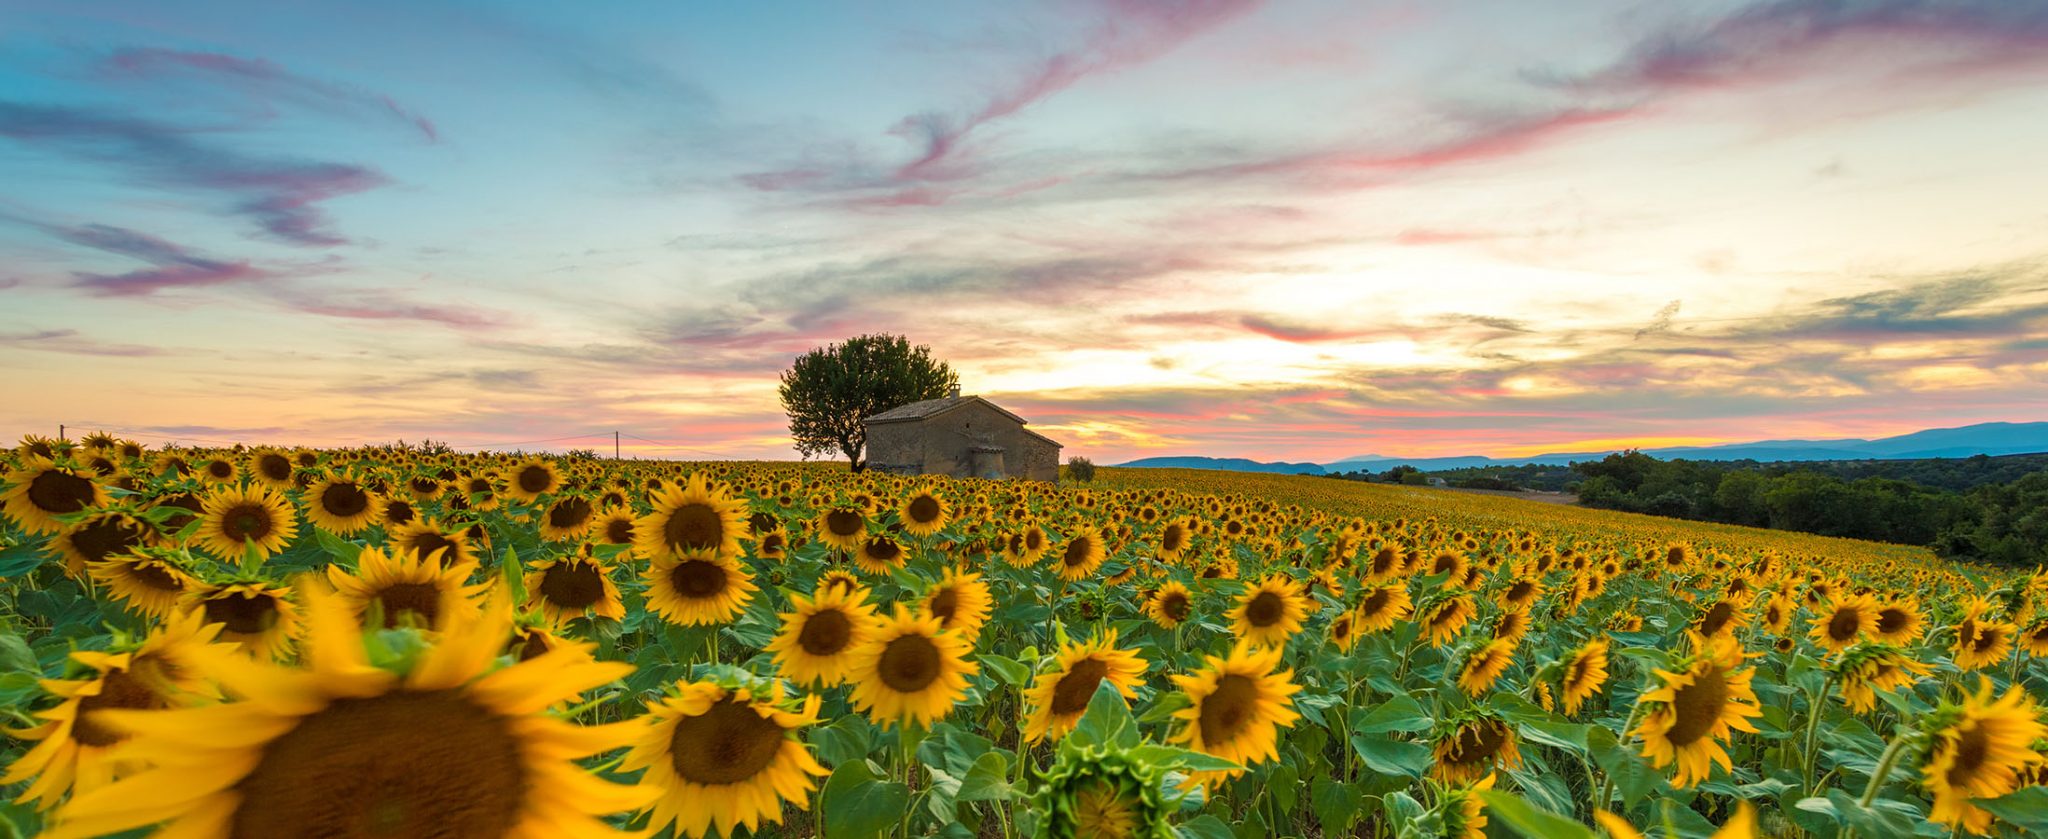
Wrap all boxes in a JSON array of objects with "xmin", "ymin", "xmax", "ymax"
[{"xmin": 778, "ymin": 334, "xmax": 957, "ymax": 472}]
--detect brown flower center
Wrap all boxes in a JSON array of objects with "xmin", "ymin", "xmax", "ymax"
[
  {"xmin": 671, "ymin": 559, "xmax": 728, "ymax": 599},
  {"xmin": 1063, "ymin": 538, "xmax": 1094, "ymax": 567},
  {"xmin": 1244, "ymin": 591, "xmax": 1285, "ymax": 628},
  {"xmin": 69, "ymin": 516, "xmax": 148, "ymax": 564},
  {"xmin": 668, "ymin": 697, "xmax": 786, "ymax": 786},
  {"xmin": 546, "ymin": 497, "xmax": 593, "ymax": 531},
  {"xmin": 374, "ymin": 583, "xmax": 443, "ymax": 629},
  {"xmin": 204, "ymin": 590, "xmax": 281, "ymax": 635},
  {"xmin": 258, "ymin": 454, "xmax": 292, "ymax": 482},
  {"xmin": 664, "ymin": 503, "xmax": 724, "ymax": 552},
  {"xmin": 1160, "ymin": 592, "xmax": 1191, "ymax": 622},
  {"xmin": 516, "ymin": 465, "xmax": 553, "ymax": 494},
  {"xmin": 539, "ymin": 561, "xmax": 605, "ymax": 610},
  {"xmin": 825, "ymin": 509, "xmax": 864, "ymax": 537},
  {"xmin": 1827, "ymin": 608, "xmax": 1863, "ymax": 642},
  {"xmin": 27, "ymin": 469, "xmax": 96, "ymax": 514},
  {"xmin": 1445, "ymin": 721, "xmax": 1507, "ymax": 765},
  {"xmin": 798, "ymin": 609, "xmax": 853, "ymax": 656},
  {"xmin": 1665, "ymin": 663, "xmax": 1731, "ymax": 746},
  {"xmin": 878, "ymin": 635, "xmax": 942, "ymax": 692},
  {"xmin": 320, "ymin": 482, "xmax": 370, "ymax": 518},
  {"xmin": 72, "ymin": 667, "xmax": 164, "ymax": 747},
  {"xmin": 1050, "ymin": 658, "xmax": 1110, "ymax": 715},
  {"xmin": 1197, "ymin": 674, "xmax": 1259, "ymax": 747}
]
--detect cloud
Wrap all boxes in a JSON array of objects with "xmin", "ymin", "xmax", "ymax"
[
  {"xmin": 0, "ymin": 328, "xmax": 169, "ymax": 357},
  {"xmin": 0, "ymin": 101, "xmax": 386, "ymax": 245},
  {"xmin": 99, "ymin": 48, "xmax": 439, "ymax": 141},
  {"xmin": 1635, "ymin": 300, "xmax": 1682, "ymax": 339},
  {"xmin": 31, "ymin": 221, "xmax": 275, "ymax": 296},
  {"xmin": 265, "ymin": 286, "xmax": 512, "ymax": 330}
]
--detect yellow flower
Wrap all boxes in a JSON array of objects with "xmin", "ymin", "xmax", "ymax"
[
  {"xmin": 846, "ymin": 605, "xmax": 978, "ymax": 728},
  {"xmin": 1921, "ymin": 679, "xmax": 2048, "ymax": 835},
  {"xmin": 1020, "ymin": 630, "xmax": 1147, "ymax": 742},
  {"xmin": 192, "ymin": 484, "xmax": 297, "ymax": 561},
  {"xmin": 1168, "ymin": 641, "xmax": 1301, "ymax": 782},
  {"xmin": 0, "ymin": 457, "xmax": 108, "ymax": 535},
  {"xmin": 1144, "ymin": 582, "xmax": 1194, "ymax": 629},
  {"xmin": 1456, "ymin": 639, "xmax": 1516, "ymax": 697},
  {"xmin": 1631, "ymin": 632, "xmax": 1763, "ymax": 788},
  {"xmin": 767, "ymin": 585, "xmax": 876, "ymax": 687},
  {"xmin": 326, "ymin": 546, "xmax": 485, "ymax": 629},
  {"xmin": 621, "ymin": 680, "xmax": 829, "ymax": 839},
  {"xmin": 1227, "ymin": 574, "xmax": 1310, "ymax": 648},
  {"xmin": 1561, "ymin": 637, "xmax": 1611, "ymax": 716},
  {"xmin": 522, "ymin": 551, "xmax": 626, "ymax": 624},
  {"xmin": 636, "ymin": 473, "xmax": 747, "ymax": 562},
  {"xmin": 922, "ymin": 567, "xmax": 994, "ymax": 640},
  {"xmin": 1432, "ymin": 716, "xmax": 1522, "ymax": 783},
  {"xmin": 644, "ymin": 553, "xmax": 756, "ymax": 627}
]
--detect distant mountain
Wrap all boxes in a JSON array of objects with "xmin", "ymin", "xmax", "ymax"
[
  {"xmin": 1115, "ymin": 456, "xmax": 1325, "ymax": 475},
  {"xmin": 1117, "ymin": 422, "xmax": 2048, "ymax": 475}
]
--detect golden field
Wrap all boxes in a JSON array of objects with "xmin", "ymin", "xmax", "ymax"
[{"xmin": 1, "ymin": 437, "xmax": 2044, "ymax": 838}]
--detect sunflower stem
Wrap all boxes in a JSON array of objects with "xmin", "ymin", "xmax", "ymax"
[
  {"xmin": 1596, "ymin": 700, "xmax": 1643, "ymax": 810},
  {"xmin": 1854, "ymin": 731, "xmax": 1913, "ymax": 812},
  {"xmin": 1801, "ymin": 674, "xmax": 1835, "ymax": 792}
]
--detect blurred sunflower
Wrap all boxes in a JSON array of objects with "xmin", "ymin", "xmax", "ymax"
[
  {"xmin": 637, "ymin": 474, "xmax": 747, "ymax": 562},
  {"xmin": 537, "ymin": 494, "xmax": 599, "ymax": 542},
  {"xmin": 1326, "ymin": 608, "xmax": 1360, "ymax": 652},
  {"xmin": 1809, "ymin": 594, "xmax": 1877, "ymax": 654},
  {"xmin": 847, "ymin": 605, "xmax": 977, "ymax": 728},
  {"xmin": 1430, "ymin": 714, "xmax": 1522, "ymax": 784},
  {"xmin": 195, "ymin": 454, "xmax": 238, "ymax": 485},
  {"xmin": 1419, "ymin": 593, "xmax": 1477, "ymax": 648},
  {"xmin": 621, "ymin": 679, "xmax": 829, "ymax": 839},
  {"xmin": 854, "ymin": 533, "xmax": 908, "ymax": 575},
  {"xmin": 390, "ymin": 518, "xmax": 479, "ymax": 569},
  {"xmin": 1871, "ymin": 597, "xmax": 1923, "ymax": 645},
  {"xmin": 1145, "ymin": 581, "xmax": 1193, "ymax": 629},
  {"xmin": 246, "ymin": 448, "xmax": 296, "ymax": 489},
  {"xmin": 1440, "ymin": 774, "xmax": 1496, "ymax": 839},
  {"xmin": 645, "ymin": 553, "xmax": 756, "ymax": 626},
  {"xmin": 754, "ymin": 527, "xmax": 789, "ymax": 561},
  {"xmin": 327, "ymin": 546, "xmax": 482, "ymax": 630},
  {"xmin": 88, "ymin": 550, "xmax": 197, "ymax": 620},
  {"xmin": 1561, "ymin": 637, "xmax": 1611, "ymax": 716},
  {"xmin": 503, "ymin": 456, "xmax": 562, "ymax": 502},
  {"xmin": 1227, "ymin": 574, "xmax": 1309, "ymax": 648},
  {"xmin": 1021, "ymin": 630, "xmax": 1147, "ymax": 742},
  {"xmin": 1953, "ymin": 598, "xmax": 2015, "ymax": 671},
  {"xmin": 1355, "ymin": 583, "xmax": 1414, "ymax": 634},
  {"xmin": 1632, "ymin": 632, "xmax": 1762, "ymax": 788},
  {"xmin": 49, "ymin": 509, "xmax": 156, "ymax": 577},
  {"xmin": 819, "ymin": 568, "xmax": 863, "ymax": 597},
  {"xmin": 1920, "ymin": 679, "xmax": 2047, "ymax": 835},
  {"xmin": 594, "ymin": 507, "xmax": 637, "ymax": 549},
  {"xmin": 1156, "ymin": 519, "xmax": 1192, "ymax": 563},
  {"xmin": 1056, "ymin": 526, "xmax": 1108, "ymax": 582},
  {"xmin": 1168, "ymin": 641, "xmax": 1300, "ymax": 781},
  {"xmin": 815, "ymin": 505, "xmax": 869, "ymax": 552},
  {"xmin": 1, "ymin": 458, "xmax": 109, "ymax": 535},
  {"xmin": 766, "ymin": 585, "xmax": 875, "ymax": 686},
  {"xmin": 185, "ymin": 580, "xmax": 301, "ymax": 660},
  {"xmin": 193, "ymin": 485, "xmax": 297, "ymax": 562},
  {"xmin": 304, "ymin": 473, "xmax": 379, "ymax": 535},
  {"xmin": 40, "ymin": 582, "xmax": 653, "ymax": 839},
  {"xmin": 1835, "ymin": 644, "xmax": 1931, "ymax": 714},
  {"xmin": 524, "ymin": 551, "xmax": 625, "ymax": 624},
  {"xmin": 1456, "ymin": 639, "xmax": 1516, "ymax": 697},
  {"xmin": 922, "ymin": 567, "xmax": 993, "ymax": 639}
]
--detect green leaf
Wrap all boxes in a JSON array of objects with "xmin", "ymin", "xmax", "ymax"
[
  {"xmin": 1139, "ymin": 691, "xmax": 1192, "ymax": 724},
  {"xmin": 314, "ymin": 528, "xmax": 362, "ymax": 564},
  {"xmin": 0, "ymin": 541, "xmax": 44, "ymax": 578},
  {"xmin": 1475, "ymin": 790, "xmax": 1597, "ymax": 839},
  {"xmin": 1175, "ymin": 814, "xmax": 1234, "ymax": 839},
  {"xmin": 1311, "ymin": 777, "xmax": 1359, "ymax": 834},
  {"xmin": 1588, "ymin": 726, "xmax": 1661, "ymax": 807},
  {"xmin": 501, "ymin": 547, "xmax": 526, "ymax": 603},
  {"xmin": 1352, "ymin": 694, "xmax": 1431, "ymax": 734},
  {"xmin": 1070, "ymin": 679, "xmax": 1138, "ymax": 749},
  {"xmin": 978, "ymin": 653, "xmax": 1029, "ymax": 687},
  {"xmin": 1269, "ymin": 762, "xmax": 1299, "ymax": 815},
  {"xmin": 1127, "ymin": 745, "xmax": 1242, "ymax": 774},
  {"xmin": 1348, "ymin": 733, "xmax": 1430, "ymax": 779},
  {"xmin": 1516, "ymin": 719, "xmax": 1592, "ymax": 754},
  {"xmin": 0, "ymin": 632, "xmax": 37, "ymax": 675},
  {"xmin": 956, "ymin": 752, "xmax": 1014, "ymax": 802},
  {"xmin": 811, "ymin": 715, "xmax": 875, "ymax": 768},
  {"xmin": 1975, "ymin": 786, "xmax": 2048, "ymax": 833},
  {"xmin": 821, "ymin": 760, "xmax": 909, "ymax": 839}
]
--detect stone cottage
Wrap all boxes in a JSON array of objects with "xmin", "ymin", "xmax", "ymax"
[{"xmin": 863, "ymin": 388, "xmax": 1062, "ymax": 481}]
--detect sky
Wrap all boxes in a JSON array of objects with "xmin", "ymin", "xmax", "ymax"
[{"xmin": 3, "ymin": 0, "xmax": 2047, "ymax": 464}]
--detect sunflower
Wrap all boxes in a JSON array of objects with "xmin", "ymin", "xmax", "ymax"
[
  {"xmin": 377, "ymin": 495, "xmax": 419, "ymax": 529},
  {"xmin": 184, "ymin": 580, "xmax": 302, "ymax": 660},
  {"xmin": 754, "ymin": 527, "xmax": 789, "ymax": 561},
  {"xmin": 1355, "ymin": 582, "xmax": 1414, "ymax": 634},
  {"xmin": 1759, "ymin": 595, "xmax": 1794, "ymax": 635},
  {"xmin": 847, "ymin": 605, "xmax": 977, "ymax": 728},
  {"xmin": 1168, "ymin": 641, "xmax": 1301, "ymax": 781},
  {"xmin": 1456, "ymin": 639, "xmax": 1516, "ymax": 697},
  {"xmin": 1632, "ymin": 631, "xmax": 1763, "ymax": 788},
  {"xmin": 1419, "ymin": 592, "xmax": 1477, "ymax": 648},
  {"xmin": 815, "ymin": 505, "xmax": 869, "ymax": 552},
  {"xmin": 2022, "ymin": 618, "xmax": 2048, "ymax": 658},
  {"xmin": 303, "ymin": 473, "xmax": 379, "ymax": 535},
  {"xmin": 922, "ymin": 567, "xmax": 994, "ymax": 640},
  {"xmin": 1808, "ymin": 594, "xmax": 1877, "ymax": 654},
  {"xmin": 899, "ymin": 488, "xmax": 950, "ymax": 537},
  {"xmin": 87, "ymin": 550, "xmax": 197, "ymax": 620},
  {"xmin": 1327, "ymin": 609, "xmax": 1360, "ymax": 652},
  {"xmin": 41, "ymin": 581, "xmax": 654, "ymax": 839},
  {"xmin": 594, "ymin": 507, "xmax": 638, "ymax": 549},
  {"xmin": 1227, "ymin": 574, "xmax": 1310, "ymax": 648},
  {"xmin": 621, "ymin": 679, "xmax": 829, "ymax": 839},
  {"xmin": 1871, "ymin": 597, "xmax": 1923, "ymax": 645},
  {"xmin": 326, "ymin": 546, "xmax": 484, "ymax": 630},
  {"xmin": 1597, "ymin": 802, "xmax": 1757, "ymax": 839},
  {"xmin": 1020, "ymin": 630, "xmax": 1148, "ymax": 742},
  {"xmin": 1, "ymin": 611, "xmax": 221, "ymax": 810},
  {"xmin": 1431, "ymin": 714, "xmax": 1522, "ymax": 783},
  {"xmin": 645, "ymin": 553, "xmax": 756, "ymax": 626},
  {"xmin": 1, "ymin": 458, "xmax": 109, "ymax": 535},
  {"xmin": 48, "ymin": 509, "xmax": 156, "ymax": 577},
  {"xmin": 853, "ymin": 532, "xmax": 909, "ymax": 575},
  {"xmin": 1364, "ymin": 543, "xmax": 1405, "ymax": 582},
  {"xmin": 1056, "ymin": 526, "xmax": 1108, "ymax": 582},
  {"xmin": 1921, "ymin": 679, "xmax": 2048, "ymax": 835},
  {"xmin": 192, "ymin": 484, "xmax": 297, "ymax": 562},
  {"xmin": 195, "ymin": 454, "xmax": 239, "ymax": 484},
  {"xmin": 524, "ymin": 551, "xmax": 626, "ymax": 624},
  {"xmin": 246, "ymin": 448, "xmax": 297, "ymax": 489},
  {"xmin": 1157, "ymin": 518, "xmax": 1193, "ymax": 563},
  {"xmin": 503, "ymin": 456, "xmax": 563, "ymax": 502},
  {"xmin": 1561, "ymin": 637, "xmax": 1611, "ymax": 716},
  {"xmin": 538, "ymin": 494, "xmax": 599, "ymax": 542},
  {"xmin": 1835, "ymin": 644, "xmax": 1932, "ymax": 714},
  {"xmin": 1489, "ymin": 608, "xmax": 1530, "ymax": 644},
  {"xmin": 819, "ymin": 568, "xmax": 863, "ymax": 597},
  {"xmin": 637, "ymin": 474, "xmax": 747, "ymax": 562},
  {"xmin": 1441, "ymin": 774, "xmax": 1496, "ymax": 839},
  {"xmin": 1953, "ymin": 600, "xmax": 2016, "ymax": 671},
  {"xmin": 766, "ymin": 585, "xmax": 876, "ymax": 686},
  {"xmin": 387, "ymin": 517, "xmax": 476, "ymax": 569},
  {"xmin": 1145, "ymin": 581, "xmax": 1194, "ymax": 629}
]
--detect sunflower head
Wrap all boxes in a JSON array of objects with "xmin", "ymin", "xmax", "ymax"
[
  {"xmin": 1631, "ymin": 632, "xmax": 1763, "ymax": 788},
  {"xmin": 922, "ymin": 567, "xmax": 994, "ymax": 639},
  {"xmin": 194, "ymin": 484, "xmax": 298, "ymax": 563},
  {"xmin": 1144, "ymin": 581, "xmax": 1194, "ymax": 629},
  {"xmin": 1430, "ymin": 711, "xmax": 1522, "ymax": 783},
  {"xmin": 645, "ymin": 552, "xmax": 757, "ymax": 627},
  {"xmin": 637, "ymin": 474, "xmax": 748, "ymax": 562},
  {"xmin": 1167, "ymin": 641, "xmax": 1301, "ymax": 779},
  {"xmin": 1021, "ymin": 630, "xmax": 1148, "ymax": 743},
  {"xmin": 767, "ymin": 584, "xmax": 876, "ymax": 687},
  {"xmin": 87, "ymin": 548, "xmax": 196, "ymax": 620},
  {"xmin": 1030, "ymin": 739, "xmax": 1176, "ymax": 839},
  {"xmin": 1, "ymin": 457, "xmax": 110, "ymax": 535},
  {"xmin": 1226, "ymin": 574, "xmax": 1310, "ymax": 649},
  {"xmin": 847, "ymin": 604, "xmax": 978, "ymax": 729},
  {"xmin": 619, "ymin": 677, "xmax": 829, "ymax": 839},
  {"xmin": 899, "ymin": 488, "xmax": 950, "ymax": 537},
  {"xmin": 1918, "ymin": 678, "xmax": 2048, "ymax": 835}
]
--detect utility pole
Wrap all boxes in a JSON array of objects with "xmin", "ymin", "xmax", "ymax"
[
  {"xmin": 614, "ymin": 431, "xmax": 620, "ymax": 459},
  {"xmin": 59, "ymin": 424, "xmax": 65, "ymax": 441}
]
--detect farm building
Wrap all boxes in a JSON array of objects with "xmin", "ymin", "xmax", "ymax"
[{"xmin": 864, "ymin": 388, "xmax": 1062, "ymax": 482}]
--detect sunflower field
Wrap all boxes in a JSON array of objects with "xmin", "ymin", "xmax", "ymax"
[{"xmin": 3, "ymin": 435, "xmax": 2047, "ymax": 839}]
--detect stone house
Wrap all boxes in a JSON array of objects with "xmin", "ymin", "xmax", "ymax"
[{"xmin": 863, "ymin": 389, "xmax": 1062, "ymax": 482}]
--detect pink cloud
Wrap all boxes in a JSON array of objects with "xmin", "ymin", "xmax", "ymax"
[{"xmin": 101, "ymin": 48, "xmax": 440, "ymax": 142}]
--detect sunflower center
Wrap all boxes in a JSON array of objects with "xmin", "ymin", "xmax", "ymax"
[
  {"xmin": 671, "ymin": 559, "xmax": 729, "ymax": 599},
  {"xmin": 604, "ymin": 517, "xmax": 635, "ymax": 544},
  {"xmin": 665, "ymin": 503, "xmax": 725, "ymax": 552},
  {"xmin": 1970, "ymin": 626, "xmax": 2003, "ymax": 652},
  {"xmin": 1370, "ymin": 548, "xmax": 1397, "ymax": 576},
  {"xmin": 221, "ymin": 503, "xmax": 274, "ymax": 541},
  {"xmin": 516, "ymin": 465, "xmax": 553, "ymax": 494},
  {"xmin": 72, "ymin": 667, "xmax": 164, "ymax": 747},
  {"xmin": 1945, "ymin": 721, "xmax": 1990, "ymax": 789},
  {"xmin": 127, "ymin": 561, "xmax": 184, "ymax": 592},
  {"xmin": 1665, "ymin": 664, "xmax": 1731, "ymax": 746},
  {"xmin": 69, "ymin": 516, "xmax": 147, "ymax": 563},
  {"xmin": 1161, "ymin": 527, "xmax": 1184, "ymax": 553},
  {"xmin": 1162, "ymin": 593, "xmax": 1191, "ymax": 622},
  {"xmin": 1827, "ymin": 608, "xmax": 1863, "ymax": 642},
  {"xmin": 259, "ymin": 454, "xmax": 292, "ymax": 482},
  {"xmin": 1050, "ymin": 657, "xmax": 1111, "ymax": 715},
  {"xmin": 1876, "ymin": 608, "xmax": 1908, "ymax": 634},
  {"xmin": 26, "ymin": 469, "xmax": 96, "ymax": 514},
  {"xmin": 1197, "ymin": 674, "xmax": 1260, "ymax": 747},
  {"xmin": 228, "ymin": 690, "xmax": 525, "ymax": 839},
  {"xmin": 906, "ymin": 496, "xmax": 942, "ymax": 525},
  {"xmin": 747, "ymin": 511, "xmax": 778, "ymax": 535},
  {"xmin": 1362, "ymin": 589, "xmax": 1392, "ymax": 616},
  {"xmin": 668, "ymin": 697, "xmax": 787, "ymax": 786},
  {"xmin": 384, "ymin": 501, "xmax": 416, "ymax": 526},
  {"xmin": 825, "ymin": 510, "xmax": 864, "ymax": 537},
  {"xmin": 409, "ymin": 532, "xmax": 456, "ymax": 566},
  {"xmin": 514, "ymin": 631, "xmax": 552, "ymax": 662},
  {"xmin": 1063, "ymin": 539, "xmax": 1093, "ymax": 567},
  {"xmin": 1447, "ymin": 722, "xmax": 1506, "ymax": 764},
  {"xmin": 928, "ymin": 587, "xmax": 960, "ymax": 623},
  {"xmin": 155, "ymin": 493, "xmax": 203, "ymax": 529},
  {"xmin": 320, "ymin": 483, "xmax": 370, "ymax": 518},
  {"xmin": 538, "ymin": 561, "xmax": 605, "ymax": 610},
  {"xmin": 1245, "ymin": 591, "xmax": 1285, "ymax": 627},
  {"xmin": 372, "ymin": 583, "xmax": 442, "ymax": 629},
  {"xmin": 1698, "ymin": 601, "xmax": 1734, "ymax": 636},
  {"xmin": 204, "ymin": 591, "xmax": 279, "ymax": 635},
  {"xmin": 1508, "ymin": 581, "xmax": 1534, "ymax": 603},
  {"xmin": 207, "ymin": 460, "xmax": 234, "ymax": 479},
  {"xmin": 864, "ymin": 538, "xmax": 902, "ymax": 563},
  {"xmin": 878, "ymin": 635, "xmax": 942, "ymax": 693},
  {"xmin": 798, "ymin": 609, "xmax": 853, "ymax": 656},
  {"xmin": 547, "ymin": 497, "xmax": 593, "ymax": 530},
  {"xmin": 1567, "ymin": 656, "xmax": 1594, "ymax": 689},
  {"xmin": 1025, "ymin": 529, "xmax": 1044, "ymax": 551}
]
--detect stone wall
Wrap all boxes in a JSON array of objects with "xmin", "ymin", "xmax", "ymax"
[{"xmin": 863, "ymin": 399, "xmax": 1061, "ymax": 481}]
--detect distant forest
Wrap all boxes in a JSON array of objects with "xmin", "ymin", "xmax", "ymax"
[{"xmin": 1329, "ymin": 452, "xmax": 2048, "ymax": 567}]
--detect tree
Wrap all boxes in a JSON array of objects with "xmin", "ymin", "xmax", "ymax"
[{"xmin": 778, "ymin": 334, "xmax": 958, "ymax": 472}]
